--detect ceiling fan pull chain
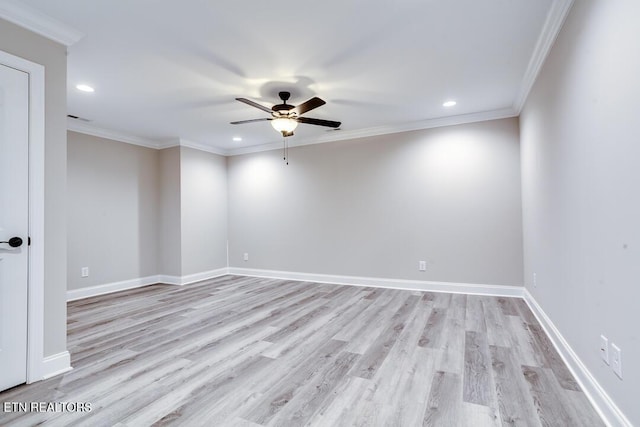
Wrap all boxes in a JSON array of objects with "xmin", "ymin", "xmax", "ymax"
[{"xmin": 282, "ymin": 137, "xmax": 289, "ymax": 165}]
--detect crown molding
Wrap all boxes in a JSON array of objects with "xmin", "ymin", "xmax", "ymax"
[
  {"xmin": 176, "ymin": 138, "xmax": 228, "ymax": 157},
  {"xmin": 0, "ymin": 0, "xmax": 84, "ymax": 46},
  {"xmin": 146, "ymin": 138, "xmax": 228, "ymax": 156},
  {"xmin": 226, "ymin": 107, "xmax": 518, "ymax": 156},
  {"xmin": 67, "ymin": 119, "xmax": 162, "ymax": 149},
  {"xmin": 68, "ymin": 120, "xmax": 229, "ymax": 155},
  {"xmin": 69, "ymin": 107, "xmax": 517, "ymax": 157},
  {"xmin": 155, "ymin": 138, "xmax": 180, "ymax": 150},
  {"xmin": 513, "ymin": 0, "xmax": 574, "ymax": 113}
]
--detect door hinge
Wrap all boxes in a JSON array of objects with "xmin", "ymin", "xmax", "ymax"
[{"xmin": 28, "ymin": 236, "xmax": 31, "ymax": 246}]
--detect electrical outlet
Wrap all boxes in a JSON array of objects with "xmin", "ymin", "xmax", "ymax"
[
  {"xmin": 243, "ymin": 253, "xmax": 249, "ymax": 261},
  {"xmin": 611, "ymin": 343, "xmax": 622, "ymax": 379},
  {"xmin": 600, "ymin": 335, "xmax": 609, "ymax": 365},
  {"xmin": 81, "ymin": 267, "xmax": 89, "ymax": 278},
  {"xmin": 418, "ymin": 261, "xmax": 426, "ymax": 271}
]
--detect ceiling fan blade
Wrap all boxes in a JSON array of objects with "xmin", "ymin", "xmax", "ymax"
[
  {"xmin": 297, "ymin": 117, "xmax": 341, "ymax": 128},
  {"xmin": 230, "ymin": 118, "xmax": 271, "ymax": 125},
  {"xmin": 235, "ymin": 97, "xmax": 273, "ymax": 113},
  {"xmin": 293, "ymin": 97, "xmax": 326, "ymax": 115}
]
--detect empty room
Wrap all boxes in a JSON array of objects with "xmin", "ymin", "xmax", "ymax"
[{"xmin": 0, "ymin": 0, "xmax": 637, "ymax": 425}]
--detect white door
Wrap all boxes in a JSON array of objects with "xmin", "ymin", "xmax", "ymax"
[{"xmin": 0, "ymin": 63, "xmax": 29, "ymax": 391}]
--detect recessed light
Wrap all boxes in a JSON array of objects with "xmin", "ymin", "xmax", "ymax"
[
  {"xmin": 76, "ymin": 84, "xmax": 95, "ymax": 93},
  {"xmin": 443, "ymin": 100, "xmax": 457, "ymax": 107},
  {"xmin": 233, "ymin": 137, "xmax": 242, "ymax": 142}
]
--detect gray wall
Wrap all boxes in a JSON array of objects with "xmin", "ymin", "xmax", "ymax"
[
  {"xmin": 67, "ymin": 132, "xmax": 160, "ymax": 289},
  {"xmin": 180, "ymin": 147, "xmax": 228, "ymax": 275},
  {"xmin": 228, "ymin": 118, "xmax": 523, "ymax": 286},
  {"xmin": 520, "ymin": 0, "xmax": 639, "ymax": 423},
  {"xmin": 159, "ymin": 147, "xmax": 182, "ymax": 276},
  {"xmin": 67, "ymin": 142, "xmax": 228, "ymax": 282},
  {"xmin": 0, "ymin": 19, "xmax": 67, "ymax": 357}
]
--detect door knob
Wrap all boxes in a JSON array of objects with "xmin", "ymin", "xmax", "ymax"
[{"xmin": 0, "ymin": 237, "xmax": 23, "ymax": 248}]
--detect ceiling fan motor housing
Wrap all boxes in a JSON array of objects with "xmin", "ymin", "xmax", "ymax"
[
  {"xmin": 272, "ymin": 104, "xmax": 294, "ymax": 113},
  {"xmin": 273, "ymin": 91, "xmax": 294, "ymax": 113}
]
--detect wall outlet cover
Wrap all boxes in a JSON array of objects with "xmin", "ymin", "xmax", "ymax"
[
  {"xmin": 611, "ymin": 343, "xmax": 622, "ymax": 379},
  {"xmin": 599, "ymin": 335, "xmax": 609, "ymax": 365}
]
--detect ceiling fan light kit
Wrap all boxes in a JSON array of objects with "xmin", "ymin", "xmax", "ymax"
[
  {"xmin": 231, "ymin": 90, "xmax": 341, "ymax": 164},
  {"xmin": 271, "ymin": 117, "xmax": 298, "ymax": 136},
  {"xmin": 231, "ymin": 91, "xmax": 341, "ymax": 138}
]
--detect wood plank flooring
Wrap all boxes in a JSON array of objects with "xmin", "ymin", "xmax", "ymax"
[{"xmin": 0, "ymin": 275, "xmax": 604, "ymax": 426}]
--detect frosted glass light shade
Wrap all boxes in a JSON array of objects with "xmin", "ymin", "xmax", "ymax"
[{"xmin": 271, "ymin": 118, "xmax": 298, "ymax": 133}]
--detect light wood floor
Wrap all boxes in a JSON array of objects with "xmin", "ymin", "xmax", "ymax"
[{"xmin": 0, "ymin": 275, "xmax": 603, "ymax": 426}]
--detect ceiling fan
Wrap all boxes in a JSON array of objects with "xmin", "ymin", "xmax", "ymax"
[{"xmin": 231, "ymin": 91, "xmax": 341, "ymax": 137}]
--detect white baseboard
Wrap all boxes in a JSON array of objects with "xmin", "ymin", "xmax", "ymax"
[
  {"xmin": 67, "ymin": 268, "xmax": 521, "ymax": 301},
  {"xmin": 39, "ymin": 351, "xmax": 72, "ymax": 381},
  {"xmin": 227, "ymin": 267, "xmax": 524, "ymax": 297},
  {"xmin": 67, "ymin": 275, "xmax": 162, "ymax": 301},
  {"xmin": 158, "ymin": 268, "xmax": 229, "ymax": 286},
  {"xmin": 523, "ymin": 290, "xmax": 631, "ymax": 427},
  {"xmin": 157, "ymin": 274, "xmax": 181, "ymax": 285},
  {"xmin": 67, "ymin": 269, "xmax": 231, "ymax": 301}
]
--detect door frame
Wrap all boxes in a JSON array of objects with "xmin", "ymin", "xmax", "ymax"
[{"xmin": 0, "ymin": 49, "xmax": 45, "ymax": 383}]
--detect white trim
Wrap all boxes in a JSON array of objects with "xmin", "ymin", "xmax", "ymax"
[
  {"xmin": 523, "ymin": 290, "xmax": 631, "ymax": 427},
  {"xmin": 67, "ymin": 269, "xmax": 231, "ymax": 301},
  {"xmin": 173, "ymin": 138, "xmax": 227, "ymax": 157},
  {"xmin": 226, "ymin": 107, "xmax": 518, "ymax": 156},
  {"xmin": 0, "ymin": 49, "xmax": 47, "ymax": 384},
  {"xmin": 179, "ymin": 268, "xmax": 229, "ymax": 285},
  {"xmin": 0, "ymin": 0, "xmax": 84, "ymax": 47},
  {"xmin": 513, "ymin": 0, "xmax": 574, "ymax": 113},
  {"xmin": 66, "ymin": 268, "xmax": 522, "ymax": 299},
  {"xmin": 66, "ymin": 275, "xmax": 162, "ymax": 301},
  {"xmin": 68, "ymin": 119, "xmax": 162, "ymax": 149},
  {"xmin": 68, "ymin": 107, "xmax": 517, "ymax": 157},
  {"xmin": 157, "ymin": 274, "xmax": 182, "ymax": 286},
  {"xmin": 26, "ymin": 54, "xmax": 45, "ymax": 384},
  {"xmin": 67, "ymin": 124, "xmax": 229, "ymax": 156},
  {"xmin": 159, "ymin": 268, "xmax": 229, "ymax": 286},
  {"xmin": 156, "ymin": 138, "xmax": 180, "ymax": 150},
  {"xmin": 40, "ymin": 351, "xmax": 72, "ymax": 380},
  {"xmin": 228, "ymin": 268, "xmax": 524, "ymax": 297}
]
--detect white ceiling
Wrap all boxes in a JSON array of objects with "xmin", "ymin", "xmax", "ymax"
[{"xmin": 8, "ymin": 0, "xmax": 567, "ymax": 154}]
